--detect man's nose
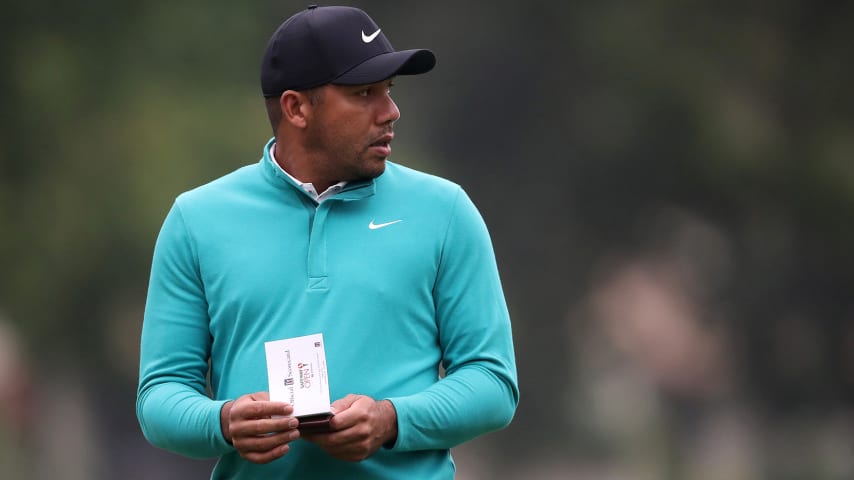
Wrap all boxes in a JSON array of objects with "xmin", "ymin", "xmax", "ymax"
[{"xmin": 377, "ymin": 95, "xmax": 400, "ymax": 125}]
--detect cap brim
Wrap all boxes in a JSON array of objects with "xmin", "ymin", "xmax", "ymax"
[{"xmin": 332, "ymin": 49, "xmax": 436, "ymax": 85}]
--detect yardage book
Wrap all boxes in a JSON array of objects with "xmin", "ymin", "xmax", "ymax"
[{"xmin": 264, "ymin": 333, "xmax": 333, "ymax": 432}]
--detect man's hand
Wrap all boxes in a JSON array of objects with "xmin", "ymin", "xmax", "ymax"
[
  {"xmin": 221, "ymin": 391, "xmax": 300, "ymax": 464},
  {"xmin": 301, "ymin": 394, "xmax": 398, "ymax": 462}
]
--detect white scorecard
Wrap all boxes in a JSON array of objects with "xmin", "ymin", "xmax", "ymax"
[{"xmin": 264, "ymin": 333, "xmax": 332, "ymax": 418}]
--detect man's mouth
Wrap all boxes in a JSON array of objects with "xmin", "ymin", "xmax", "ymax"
[
  {"xmin": 369, "ymin": 133, "xmax": 394, "ymax": 156},
  {"xmin": 370, "ymin": 133, "xmax": 393, "ymax": 147}
]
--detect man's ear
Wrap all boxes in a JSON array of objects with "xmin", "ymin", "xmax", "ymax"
[{"xmin": 280, "ymin": 90, "xmax": 311, "ymax": 129}]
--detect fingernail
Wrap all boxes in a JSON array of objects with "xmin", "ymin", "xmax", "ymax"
[
  {"xmin": 289, "ymin": 430, "xmax": 300, "ymax": 440},
  {"xmin": 289, "ymin": 418, "xmax": 299, "ymax": 429}
]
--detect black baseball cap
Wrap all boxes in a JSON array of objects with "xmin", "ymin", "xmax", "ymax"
[{"xmin": 261, "ymin": 5, "xmax": 436, "ymax": 97}]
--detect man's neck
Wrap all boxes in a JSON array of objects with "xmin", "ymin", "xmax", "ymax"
[
  {"xmin": 271, "ymin": 141, "xmax": 345, "ymax": 201},
  {"xmin": 274, "ymin": 141, "xmax": 336, "ymax": 192}
]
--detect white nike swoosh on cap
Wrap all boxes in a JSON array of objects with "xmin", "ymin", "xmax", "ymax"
[
  {"xmin": 362, "ymin": 28, "xmax": 381, "ymax": 43},
  {"xmin": 368, "ymin": 219, "xmax": 402, "ymax": 230}
]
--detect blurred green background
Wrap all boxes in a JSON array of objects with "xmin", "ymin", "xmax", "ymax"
[{"xmin": 2, "ymin": 1, "xmax": 853, "ymax": 479}]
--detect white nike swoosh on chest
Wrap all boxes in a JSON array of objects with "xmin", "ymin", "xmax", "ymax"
[{"xmin": 368, "ymin": 219, "xmax": 402, "ymax": 230}]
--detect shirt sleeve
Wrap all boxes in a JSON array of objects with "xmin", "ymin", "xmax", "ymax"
[
  {"xmin": 387, "ymin": 188, "xmax": 520, "ymax": 451},
  {"xmin": 136, "ymin": 200, "xmax": 232, "ymax": 458}
]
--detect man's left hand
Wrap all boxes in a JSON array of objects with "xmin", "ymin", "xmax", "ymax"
[{"xmin": 301, "ymin": 394, "xmax": 398, "ymax": 462}]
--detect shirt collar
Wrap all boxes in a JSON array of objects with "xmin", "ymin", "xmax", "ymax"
[{"xmin": 269, "ymin": 143, "xmax": 348, "ymax": 203}]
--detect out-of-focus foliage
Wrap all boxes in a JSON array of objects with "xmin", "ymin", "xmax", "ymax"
[{"xmin": 1, "ymin": 1, "xmax": 853, "ymax": 479}]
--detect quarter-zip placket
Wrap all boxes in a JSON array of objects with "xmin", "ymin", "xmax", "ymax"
[
  {"xmin": 306, "ymin": 200, "xmax": 332, "ymax": 291},
  {"xmin": 303, "ymin": 180, "xmax": 377, "ymax": 292}
]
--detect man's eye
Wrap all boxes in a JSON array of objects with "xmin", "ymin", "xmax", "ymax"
[{"xmin": 358, "ymin": 89, "xmax": 370, "ymax": 97}]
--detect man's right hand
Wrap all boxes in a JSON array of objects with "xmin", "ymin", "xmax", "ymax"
[{"xmin": 221, "ymin": 391, "xmax": 300, "ymax": 464}]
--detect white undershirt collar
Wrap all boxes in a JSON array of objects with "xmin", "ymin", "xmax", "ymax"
[{"xmin": 270, "ymin": 143, "xmax": 347, "ymax": 203}]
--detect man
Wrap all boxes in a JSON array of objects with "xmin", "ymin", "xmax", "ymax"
[{"xmin": 137, "ymin": 5, "xmax": 518, "ymax": 479}]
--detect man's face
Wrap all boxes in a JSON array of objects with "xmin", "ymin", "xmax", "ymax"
[{"xmin": 303, "ymin": 78, "xmax": 401, "ymax": 183}]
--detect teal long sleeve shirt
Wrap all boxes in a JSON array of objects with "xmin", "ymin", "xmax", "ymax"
[{"xmin": 137, "ymin": 139, "xmax": 519, "ymax": 479}]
